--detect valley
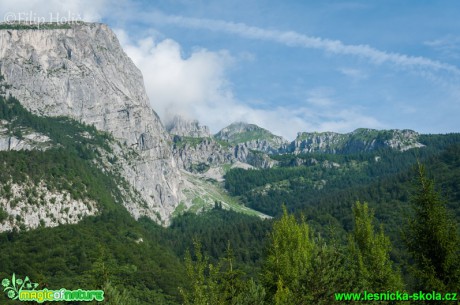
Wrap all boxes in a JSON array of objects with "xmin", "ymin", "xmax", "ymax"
[{"xmin": 0, "ymin": 22, "xmax": 459, "ymax": 304}]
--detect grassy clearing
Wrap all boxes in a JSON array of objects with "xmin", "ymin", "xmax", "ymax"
[{"xmin": 178, "ymin": 171, "xmax": 270, "ymax": 219}]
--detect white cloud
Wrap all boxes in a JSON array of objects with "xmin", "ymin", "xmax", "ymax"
[
  {"xmin": 116, "ymin": 29, "xmax": 235, "ymax": 123},
  {"xmin": 338, "ymin": 67, "xmax": 368, "ymax": 80},
  {"xmin": 305, "ymin": 88, "xmax": 336, "ymax": 107},
  {"xmin": 151, "ymin": 12, "xmax": 460, "ymax": 75},
  {"xmin": 117, "ymin": 30, "xmax": 384, "ymax": 140},
  {"xmin": 425, "ymin": 35, "xmax": 460, "ymax": 60},
  {"xmin": 0, "ymin": 0, "xmax": 387, "ymax": 139}
]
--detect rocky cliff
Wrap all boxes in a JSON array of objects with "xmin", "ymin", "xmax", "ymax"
[
  {"xmin": 0, "ymin": 22, "xmax": 183, "ymax": 223},
  {"xmin": 0, "ymin": 22, "xmax": 428, "ymax": 228},
  {"xmin": 171, "ymin": 136, "xmax": 276, "ymax": 172},
  {"xmin": 215, "ymin": 122, "xmax": 289, "ymax": 154},
  {"xmin": 166, "ymin": 115, "xmax": 211, "ymax": 138},
  {"xmin": 292, "ymin": 128, "xmax": 424, "ymax": 154},
  {"xmin": 0, "ymin": 119, "xmax": 52, "ymax": 151},
  {"xmin": 167, "ymin": 118, "xmax": 277, "ymax": 171},
  {"xmin": 170, "ymin": 119, "xmax": 424, "ymax": 175},
  {"xmin": 212, "ymin": 123, "xmax": 423, "ymax": 156}
]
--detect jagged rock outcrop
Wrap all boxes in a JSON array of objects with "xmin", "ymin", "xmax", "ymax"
[
  {"xmin": 292, "ymin": 128, "xmax": 423, "ymax": 154},
  {"xmin": 171, "ymin": 135, "xmax": 276, "ymax": 171},
  {"xmin": 172, "ymin": 136, "xmax": 232, "ymax": 171},
  {"xmin": 0, "ymin": 120, "xmax": 52, "ymax": 151},
  {"xmin": 0, "ymin": 22, "xmax": 183, "ymax": 223},
  {"xmin": 166, "ymin": 115, "xmax": 211, "ymax": 138},
  {"xmin": 0, "ymin": 181, "xmax": 98, "ymax": 232},
  {"xmin": 215, "ymin": 122, "xmax": 288, "ymax": 154},
  {"xmin": 165, "ymin": 120, "xmax": 277, "ymax": 171},
  {"xmin": 172, "ymin": 120, "xmax": 424, "ymax": 174}
]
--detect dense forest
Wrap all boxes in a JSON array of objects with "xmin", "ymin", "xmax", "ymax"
[
  {"xmin": 0, "ymin": 92, "xmax": 460, "ymax": 304},
  {"xmin": 178, "ymin": 165, "xmax": 460, "ymax": 304}
]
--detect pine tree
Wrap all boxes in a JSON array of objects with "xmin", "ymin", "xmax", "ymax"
[
  {"xmin": 348, "ymin": 201, "xmax": 403, "ymax": 295},
  {"xmin": 180, "ymin": 240, "xmax": 224, "ymax": 305},
  {"xmin": 405, "ymin": 163, "xmax": 460, "ymax": 291},
  {"xmin": 263, "ymin": 206, "xmax": 359, "ymax": 304},
  {"xmin": 304, "ymin": 237, "xmax": 356, "ymax": 304},
  {"xmin": 180, "ymin": 240, "xmax": 266, "ymax": 305},
  {"xmin": 262, "ymin": 206, "xmax": 313, "ymax": 304},
  {"xmin": 103, "ymin": 281, "xmax": 139, "ymax": 305}
]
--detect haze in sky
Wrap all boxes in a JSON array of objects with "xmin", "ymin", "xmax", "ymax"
[{"xmin": 1, "ymin": 0, "xmax": 459, "ymax": 139}]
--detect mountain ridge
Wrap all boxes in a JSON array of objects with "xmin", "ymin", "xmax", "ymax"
[
  {"xmin": 171, "ymin": 118, "xmax": 425, "ymax": 156},
  {"xmin": 0, "ymin": 21, "xmax": 435, "ymax": 229},
  {"xmin": 0, "ymin": 22, "xmax": 184, "ymax": 224}
]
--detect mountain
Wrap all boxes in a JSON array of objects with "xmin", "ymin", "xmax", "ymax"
[
  {"xmin": 0, "ymin": 22, "xmax": 272, "ymax": 228},
  {"xmin": 0, "ymin": 22, "xmax": 459, "ymax": 305},
  {"xmin": 0, "ymin": 22, "xmax": 183, "ymax": 224},
  {"xmin": 170, "ymin": 134, "xmax": 276, "ymax": 174},
  {"xmin": 214, "ymin": 122, "xmax": 289, "ymax": 154},
  {"xmin": 168, "ymin": 120, "xmax": 426, "ymax": 183},
  {"xmin": 0, "ymin": 21, "xmax": 447, "ymax": 228},
  {"xmin": 212, "ymin": 123, "xmax": 423, "ymax": 156},
  {"xmin": 164, "ymin": 118, "xmax": 276, "ymax": 174},
  {"xmin": 291, "ymin": 128, "xmax": 424, "ymax": 154},
  {"xmin": 166, "ymin": 115, "xmax": 211, "ymax": 138}
]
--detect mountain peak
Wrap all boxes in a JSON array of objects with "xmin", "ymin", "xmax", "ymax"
[
  {"xmin": 216, "ymin": 122, "xmax": 284, "ymax": 142},
  {"xmin": 0, "ymin": 22, "xmax": 183, "ymax": 224},
  {"xmin": 215, "ymin": 122, "xmax": 288, "ymax": 154},
  {"xmin": 166, "ymin": 115, "xmax": 211, "ymax": 138},
  {"xmin": 294, "ymin": 128, "xmax": 423, "ymax": 153}
]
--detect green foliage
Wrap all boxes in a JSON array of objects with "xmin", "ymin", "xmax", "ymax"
[
  {"xmin": 180, "ymin": 240, "xmax": 222, "ymax": 304},
  {"xmin": 0, "ymin": 23, "xmax": 72, "ymax": 30},
  {"xmin": 189, "ymin": 162, "xmax": 210, "ymax": 173},
  {"xmin": 172, "ymin": 135, "xmax": 212, "ymax": 149},
  {"xmin": 164, "ymin": 209, "xmax": 272, "ymax": 266},
  {"xmin": 261, "ymin": 207, "xmax": 360, "ymax": 304},
  {"xmin": 103, "ymin": 281, "xmax": 140, "ymax": 305},
  {"xmin": 215, "ymin": 123, "xmax": 279, "ymax": 145},
  {"xmin": 0, "ymin": 94, "xmax": 121, "ymax": 211},
  {"xmin": 0, "ymin": 210, "xmax": 187, "ymax": 304},
  {"xmin": 180, "ymin": 240, "xmax": 266, "ymax": 305},
  {"xmin": 226, "ymin": 136, "xmax": 460, "ymax": 218},
  {"xmin": 0, "ymin": 95, "xmax": 113, "ymax": 155},
  {"xmin": 262, "ymin": 206, "xmax": 313, "ymax": 303},
  {"xmin": 0, "ymin": 207, "xmax": 8, "ymax": 222},
  {"xmin": 179, "ymin": 205, "xmax": 407, "ymax": 304},
  {"xmin": 348, "ymin": 202, "xmax": 403, "ymax": 295},
  {"xmin": 224, "ymin": 147, "xmax": 427, "ymax": 216},
  {"xmin": 302, "ymin": 238, "xmax": 355, "ymax": 304},
  {"xmin": 224, "ymin": 141, "xmax": 460, "ymax": 268},
  {"xmin": 404, "ymin": 163, "xmax": 460, "ymax": 291},
  {"xmin": 0, "ymin": 149, "xmax": 119, "ymax": 210}
]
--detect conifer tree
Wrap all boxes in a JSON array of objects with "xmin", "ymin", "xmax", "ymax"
[
  {"xmin": 262, "ymin": 206, "xmax": 313, "ymax": 304},
  {"xmin": 103, "ymin": 281, "xmax": 139, "ymax": 305},
  {"xmin": 180, "ymin": 240, "xmax": 223, "ymax": 305},
  {"xmin": 405, "ymin": 163, "xmax": 460, "ymax": 291},
  {"xmin": 349, "ymin": 201, "xmax": 403, "ymax": 294},
  {"xmin": 180, "ymin": 240, "xmax": 266, "ymax": 305}
]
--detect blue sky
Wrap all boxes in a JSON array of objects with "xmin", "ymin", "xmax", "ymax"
[{"xmin": 1, "ymin": 1, "xmax": 460, "ymax": 139}]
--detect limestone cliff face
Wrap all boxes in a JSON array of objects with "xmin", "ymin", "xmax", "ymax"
[
  {"xmin": 292, "ymin": 128, "xmax": 423, "ymax": 154},
  {"xmin": 167, "ymin": 116, "xmax": 278, "ymax": 171},
  {"xmin": 0, "ymin": 22, "xmax": 183, "ymax": 223},
  {"xmin": 0, "ymin": 119, "xmax": 52, "ymax": 151},
  {"xmin": 171, "ymin": 136, "xmax": 276, "ymax": 171},
  {"xmin": 215, "ymin": 122, "xmax": 288, "ymax": 154},
  {"xmin": 166, "ymin": 115, "xmax": 211, "ymax": 138}
]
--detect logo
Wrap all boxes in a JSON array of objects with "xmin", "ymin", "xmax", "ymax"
[{"xmin": 2, "ymin": 274, "xmax": 104, "ymax": 303}]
